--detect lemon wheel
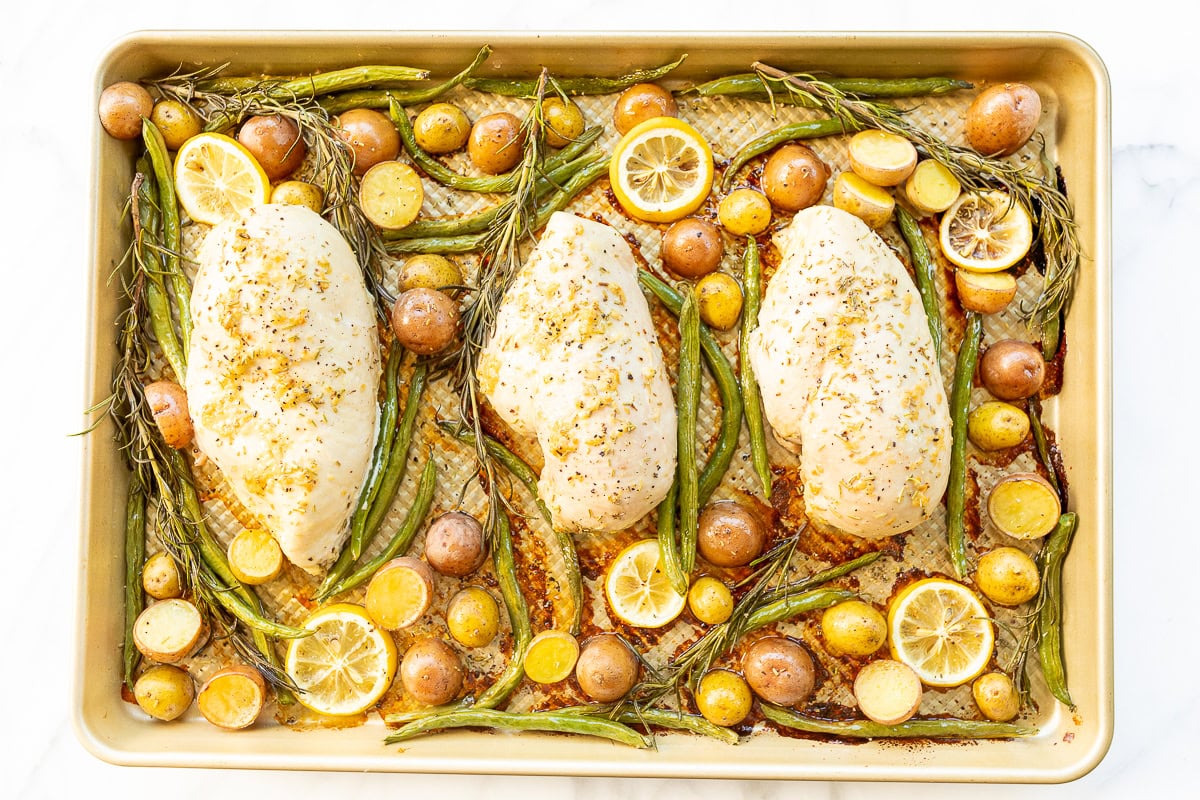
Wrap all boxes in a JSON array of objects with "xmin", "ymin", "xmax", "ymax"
[
  {"xmin": 173, "ymin": 132, "xmax": 271, "ymax": 225},
  {"xmin": 604, "ymin": 539, "xmax": 687, "ymax": 628},
  {"xmin": 609, "ymin": 117, "xmax": 714, "ymax": 223},
  {"xmin": 887, "ymin": 578, "xmax": 994, "ymax": 688},
  {"xmin": 938, "ymin": 190, "xmax": 1033, "ymax": 272},
  {"xmin": 285, "ymin": 603, "xmax": 398, "ymax": 716}
]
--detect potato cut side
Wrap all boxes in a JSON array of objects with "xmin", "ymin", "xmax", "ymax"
[
  {"xmin": 903, "ymin": 159, "xmax": 961, "ymax": 214},
  {"xmin": 988, "ymin": 473, "xmax": 1061, "ymax": 540},
  {"xmin": 133, "ymin": 598, "xmax": 208, "ymax": 664},
  {"xmin": 848, "ymin": 130, "xmax": 918, "ymax": 187},
  {"xmin": 854, "ymin": 659, "xmax": 923, "ymax": 725},
  {"xmin": 955, "ymin": 269, "xmax": 1018, "ymax": 314},
  {"xmin": 227, "ymin": 528, "xmax": 285, "ymax": 585},
  {"xmin": 364, "ymin": 556, "xmax": 434, "ymax": 630},
  {"xmin": 833, "ymin": 172, "xmax": 895, "ymax": 229},
  {"xmin": 197, "ymin": 665, "xmax": 266, "ymax": 730},
  {"xmin": 359, "ymin": 161, "xmax": 425, "ymax": 230}
]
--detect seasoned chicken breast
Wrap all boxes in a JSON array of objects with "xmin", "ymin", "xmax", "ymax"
[
  {"xmin": 478, "ymin": 212, "xmax": 676, "ymax": 532},
  {"xmin": 747, "ymin": 205, "xmax": 951, "ymax": 538},
  {"xmin": 186, "ymin": 204, "xmax": 381, "ymax": 574}
]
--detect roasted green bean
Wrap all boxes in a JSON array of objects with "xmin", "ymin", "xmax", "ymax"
[
  {"xmin": 613, "ymin": 706, "xmax": 739, "ymax": 744},
  {"xmin": 122, "ymin": 482, "xmax": 146, "ymax": 689},
  {"xmin": 720, "ymin": 119, "xmax": 850, "ymax": 193},
  {"xmin": 1028, "ymin": 395, "xmax": 1066, "ymax": 506},
  {"xmin": 676, "ymin": 286, "xmax": 701, "ymax": 575},
  {"xmin": 473, "ymin": 509, "xmax": 533, "ymax": 709},
  {"xmin": 1036, "ymin": 512, "xmax": 1078, "ymax": 709},
  {"xmin": 134, "ymin": 164, "xmax": 187, "ymax": 382},
  {"xmin": 896, "ymin": 205, "xmax": 943, "ymax": 355},
  {"xmin": 744, "ymin": 587, "xmax": 855, "ymax": 633},
  {"xmin": 384, "ymin": 707, "xmax": 652, "ymax": 748},
  {"xmin": 464, "ymin": 55, "xmax": 686, "ymax": 97},
  {"xmin": 321, "ymin": 457, "xmax": 438, "ymax": 597},
  {"xmin": 318, "ymin": 47, "xmax": 490, "ymax": 115},
  {"xmin": 637, "ymin": 270, "xmax": 743, "ymax": 504},
  {"xmin": 739, "ymin": 236, "xmax": 771, "ymax": 498},
  {"xmin": 760, "ymin": 703, "xmax": 1034, "ymax": 739},
  {"xmin": 656, "ymin": 479, "xmax": 688, "ymax": 596},
  {"xmin": 947, "ymin": 312, "xmax": 983, "ymax": 578},
  {"xmin": 197, "ymin": 64, "xmax": 429, "ymax": 99},
  {"xmin": 686, "ymin": 73, "xmax": 972, "ymax": 103},
  {"xmin": 142, "ymin": 120, "xmax": 190, "ymax": 355},
  {"xmin": 350, "ymin": 343, "xmax": 402, "ymax": 560},
  {"xmin": 760, "ymin": 551, "xmax": 883, "ymax": 605}
]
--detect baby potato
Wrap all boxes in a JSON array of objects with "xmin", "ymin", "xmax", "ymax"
[
  {"xmin": 413, "ymin": 102, "xmax": 471, "ymax": 154},
  {"xmin": 134, "ymin": 664, "xmax": 195, "ymax": 722},
  {"xmin": 821, "ymin": 599, "xmax": 887, "ymax": 657},
  {"xmin": 696, "ymin": 273, "xmax": 743, "ymax": 331},
  {"xmin": 717, "ymin": 188, "xmax": 772, "ymax": 236},
  {"xmin": 903, "ymin": 159, "xmax": 961, "ymax": 215},
  {"xmin": 696, "ymin": 669, "xmax": 752, "ymax": 727},
  {"xmin": 365, "ymin": 556, "xmax": 434, "ymax": 630},
  {"xmin": 613, "ymin": 83, "xmax": 678, "ymax": 135},
  {"xmin": 270, "ymin": 180, "xmax": 324, "ymax": 213},
  {"xmin": 144, "ymin": 380, "xmax": 193, "ymax": 449},
  {"xmin": 688, "ymin": 576, "xmax": 734, "ymax": 625},
  {"xmin": 197, "ymin": 665, "xmax": 266, "ymax": 730},
  {"xmin": 227, "ymin": 528, "xmax": 285, "ymax": 586},
  {"xmin": 662, "ymin": 217, "xmax": 723, "ymax": 278},
  {"xmin": 238, "ymin": 114, "xmax": 307, "ymax": 180},
  {"xmin": 972, "ymin": 672, "xmax": 1020, "ymax": 722},
  {"xmin": 335, "ymin": 109, "xmax": 401, "ymax": 176},
  {"xmin": 697, "ymin": 500, "xmax": 765, "ymax": 567},
  {"xmin": 955, "ymin": 269, "xmax": 1018, "ymax": 314},
  {"xmin": 833, "ymin": 172, "xmax": 895, "ymax": 229},
  {"xmin": 150, "ymin": 99, "xmax": 202, "ymax": 150},
  {"xmin": 988, "ymin": 473, "xmax": 1061, "ymax": 540},
  {"xmin": 967, "ymin": 401, "xmax": 1030, "ymax": 451},
  {"xmin": 391, "ymin": 288, "xmax": 460, "ymax": 355},
  {"xmin": 761, "ymin": 144, "xmax": 829, "ymax": 212},
  {"xmin": 975, "ymin": 547, "xmax": 1040, "ymax": 606},
  {"xmin": 980, "ymin": 339, "xmax": 1045, "ymax": 400},
  {"xmin": 399, "ymin": 254, "xmax": 463, "ymax": 292},
  {"xmin": 423, "ymin": 511, "xmax": 487, "ymax": 577},
  {"xmin": 134, "ymin": 598, "xmax": 208, "ymax": 664},
  {"xmin": 853, "ymin": 659, "xmax": 922, "ymax": 726},
  {"xmin": 966, "ymin": 83, "xmax": 1042, "ymax": 157},
  {"xmin": 359, "ymin": 161, "xmax": 424, "ymax": 231},
  {"xmin": 742, "ymin": 637, "xmax": 816, "ymax": 707},
  {"xmin": 575, "ymin": 634, "xmax": 640, "ymax": 703},
  {"xmin": 401, "ymin": 637, "xmax": 464, "ymax": 706},
  {"xmin": 468, "ymin": 112, "xmax": 525, "ymax": 174},
  {"xmin": 98, "ymin": 81, "xmax": 154, "ymax": 140},
  {"xmin": 142, "ymin": 551, "xmax": 183, "ymax": 600},
  {"xmin": 847, "ymin": 130, "xmax": 918, "ymax": 187},
  {"xmin": 542, "ymin": 97, "xmax": 585, "ymax": 148},
  {"xmin": 446, "ymin": 586, "xmax": 500, "ymax": 648}
]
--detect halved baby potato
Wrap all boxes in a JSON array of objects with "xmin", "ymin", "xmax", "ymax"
[
  {"xmin": 359, "ymin": 161, "xmax": 424, "ymax": 230},
  {"xmin": 227, "ymin": 528, "xmax": 285, "ymax": 586},
  {"xmin": 955, "ymin": 269, "xmax": 1018, "ymax": 314},
  {"xmin": 987, "ymin": 472, "xmax": 1061, "ymax": 540},
  {"xmin": 903, "ymin": 159, "xmax": 962, "ymax": 214},
  {"xmin": 848, "ymin": 130, "xmax": 918, "ymax": 187},
  {"xmin": 833, "ymin": 172, "xmax": 895, "ymax": 229},
  {"xmin": 134, "ymin": 598, "xmax": 208, "ymax": 664},
  {"xmin": 854, "ymin": 659, "xmax": 923, "ymax": 725},
  {"xmin": 197, "ymin": 665, "xmax": 266, "ymax": 730}
]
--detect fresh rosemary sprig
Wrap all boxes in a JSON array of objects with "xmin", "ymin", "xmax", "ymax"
[{"xmin": 751, "ymin": 62, "xmax": 1081, "ymax": 346}]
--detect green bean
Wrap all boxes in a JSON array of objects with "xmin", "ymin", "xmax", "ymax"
[
  {"xmin": 1028, "ymin": 396, "xmax": 1065, "ymax": 506},
  {"xmin": 720, "ymin": 119, "xmax": 850, "ymax": 193},
  {"xmin": 473, "ymin": 509, "xmax": 533, "ymax": 709},
  {"xmin": 896, "ymin": 206, "xmax": 943, "ymax": 355},
  {"xmin": 122, "ymin": 482, "xmax": 146, "ymax": 689},
  {"xmin": 384, "ymin": 707, "xmax": 652, "ymax": 748},
  {"xmin": 442, "ymin": 424, "xmax": 583, "ymax": 636},
  {"xmin": 142, "ymin": 120, "xmax": 190, "ymax": 356},
  {"xmin": 318, "ymin": 47, "xmax": 490, "ymax": 115},
  {"xmin": 744, "ymin": 587, "xmax": 855, "ymax": 633},
  {"xmin": 739, "ymin": 237, "xmax": 771, "ymax": 499},
  {"xmin": 686, "ymin": 73, "xmax": 972, "ymax": 102},
  {"xmin": 350, "ymin": 343, "xmax": 402, "ymax": 560},
  {"xmin": 656, "ymin": 480, "xmax": 688, "ymax": 596},
  {"xmin": 322, "ymin": 457, "xmax": 438, "ymax": 597},
  {"xmin": 947, "ymin": 312, "xmax": 983, "ymax": 578},
  {"xmin": 759, "ymin": 551, "xmax": 883, "ymax": 606},
  {"xmin": 637, "ymin": 270, "xmax": 743, "ymax": 503},
  {"xmin": 386, "ymin": 157, "xmax": 610, "ymax": 255},
  {"xmin": 198, "ymin": 64, "xmax": 429, "ymax": 98},
  {"xmin": 613, "ymin": 706, "xmax": 739, "ymax": 744},
  {"xmin": 134, "ymin": 165, "xmax": 187, "ymax": 382},
  {"xmin": 1036, "ymin": 512, "xmax": 1078, "ymax": 709},
  {"xmin": 676, "ymin": 286, "xmax": 701, "ymax": 575},
  {"xmin": 317, "ymin": 364, "xmax": 428, "ymax": 600},
  {"xmin": 760, "ymin": 703, "xmax": 1034, "ymax": 739},
  {"xmin": 464, "ymin": 55, "xmax": 686, "ymax": 97}
]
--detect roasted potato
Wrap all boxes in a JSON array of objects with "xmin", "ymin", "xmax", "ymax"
[
  {"xmin": 413, "ymin": 102, "xmax": 471, "ymax": 154},
  {"xmin": 390, "ymin": 288, "xmax": 460, "ymax": 355},
  {"xmin": 237, "ymin": 114, "xmax": 307, "ymax": 180},
  {"xmin": 761, "ymin": 144, "xmax": 829, "ymax": 212},
  {"xmin": 144, "ymin": 380, "xmax": 193, "ymax": 449},
  {"xmin": 847, "ymin": 130, "xmax": 917, "ymax": 187},
  {"xmin": 98, "ymin": 81, "xmax": 154, "ymax": 140},
  {"xmin": 821, "ymin": 599, "xmax": 887, "ymax": 657},
  {"xmin": 401, "ymin": 638, "xmax": 464, "ymax": 706},
  {"xmin": 975, "ymin": 547, "xmax": 1040, "ymax": 606},
  {"xmin": 196, "ymin": 665, "xmax": 266, "ymax": 730},
  {"xmin": 270, "ymin": 180, "xmax": 324, "ymax": 213},
  {"xmin": 988, "ymin": 473, "xmax": 1061, "ymax": 540},
  {"xmin": 972, "ymin": 672, "xmax": 1020, "ymax": 722},
  {"xmin": 613, "ymin": 83, "xmax": 678, "ymax": 135},
  {"xmin": 133, "ymin": 664, "xmax": 195, "ymax": 721},
  {"xmin": 542, "ymin": 97, "xmax": 585, "ymax": 148},
  {"xmin": 687, "ymin": 576, "xmax": 734, "ymax": 624},
  {"xmin": 365, "ymin": 556, "xmax": 434, "ymax": 630},
  {"xmin": 696, "ymin": 272, "xmax": 743, "ymax": 331},
  {"xmin": 832, "ymin": 171, "xmax": 894, "ymax": 229},
  {"xmin": 142, "ymin": 551, "xmax": 183, "ymax": 600},
  {"xmin": 662, "ymin": 218, "xmax": 723, "ymax": 278},
  {"xmin": 133, "ymin": 598, "xmax": 208, "ymax": 664},
  {"xmin": 575, "ymin": 634, "xmax": 640, "ymax": 702},
  {"xmin": 697, "ymin": 501, "xmax": 766, "ymax": 567},
  {"xmin": 695, "ymin": 669, "xmax": 752, "ymax": 727},
  {"xmin": 966, "ymin": 83, "xmax": 1042, "ymax": 157},
  {"xmin": 980, "ymin": 340, "xmax": 1045, "ymax": 400},
  {"xmin": 335, "ymin": 109, "xmax": 400, "ymax": 175},
  {"xmin": 955, "ymin": 269, "xmax": 1018, "ymax": 314},
  {"xmin": 967, "ymin": 401, "xmax": 1030, "ymax": 451},
  {"xmin": 742, "ymin": 637, "xmax": 816, "ymax": 706},
  {"xmin": 446, "ymin": 586, "xmax": 500, "ymax": 648},
  {"xmin": 903, "ymin": 159, "xmax": 961, "ymax": 215},
  {"xmin": 150, "ymin": 99, "xmax": 202, "ymax": 150},
  {"xmin": 359, "ymin": 161, "xmax": 424, "ymax": 231},
  {"xmin": 423, "ymin": 511, "xmax": 487, "ymax": 577},
  {"xmin": 853, "ymin": 659, "xmax": 922, "ymax": 726},
  {"xmin": 468, "ymin": 112, "xmax": 524, "ymax": 174},
  {"xmin": 717, "ymin": 188, "xmax": 771, "ymax": 236},
  {"xmin": 399, "ymin": 254, "xmax": 463, "ymax": 292}
]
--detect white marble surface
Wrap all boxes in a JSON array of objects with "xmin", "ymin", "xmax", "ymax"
[{"xmin": 2, "ymin": 1, "xmax": 1191, "ymax": 796}]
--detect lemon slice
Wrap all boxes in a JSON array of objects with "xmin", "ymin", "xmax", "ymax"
[
  {"xmin": 887, "ymin": 578, "xmax": 995, "ymax": 688},
  {"xmin": 174, "ymin": 132, "xmax": 271, "ymax": 225},
  {"xmin": 610, "ymin": 117, "xmax": 714, "ymax": 223},
  {"xmin": 523, "ymin": 630, "xmax": 580, "ymax": 684},
  {"xmin": 604, "ymin": 539, "xmax": 687, "ymax": 628},
  {"xmin": 938, "ymin": 190, "xmax": 1033, "ymax": 272},
  {"xmin": 286, "ymin": 603, "xmax": 398, "ymax": 716}
]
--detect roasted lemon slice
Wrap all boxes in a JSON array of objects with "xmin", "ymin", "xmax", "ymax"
[
  {"xmin": 604, "ymin": 539, "xmax": 687, "ymax": 628},
  {"xmin": 174, "ymin": 132, "xmax": 271, "ymax": 225},
  {"xmin": 610, "ymin": 117, "xmax": 714, "ymax": 223},
  {"xmin": 938, "ymin": 190, "xmax": 1033, "ymax": 272},
  {"xmin": 286, "ymin": 603, "xmax": 398, "ymax": 716},
  {"xmin": 887, "ymin": 578, "xmax": 994, "ymax": 688}
]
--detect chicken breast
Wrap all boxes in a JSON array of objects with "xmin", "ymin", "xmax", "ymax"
[
  {"xmin": 478, "ymin": 212, "xmax": 676, "ymax": 532},
  {"xmin": 186, "ymin": 204, "xmax": 380, "ymax": 574},
  {"xmin": 747, "ymin": 205, "xmax": 951, "ymax": 538}
]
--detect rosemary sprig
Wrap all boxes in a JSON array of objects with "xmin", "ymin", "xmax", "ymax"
[{"xmin": 751, "ymin": 62, "xmax": 1081, "ymax": 344}]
